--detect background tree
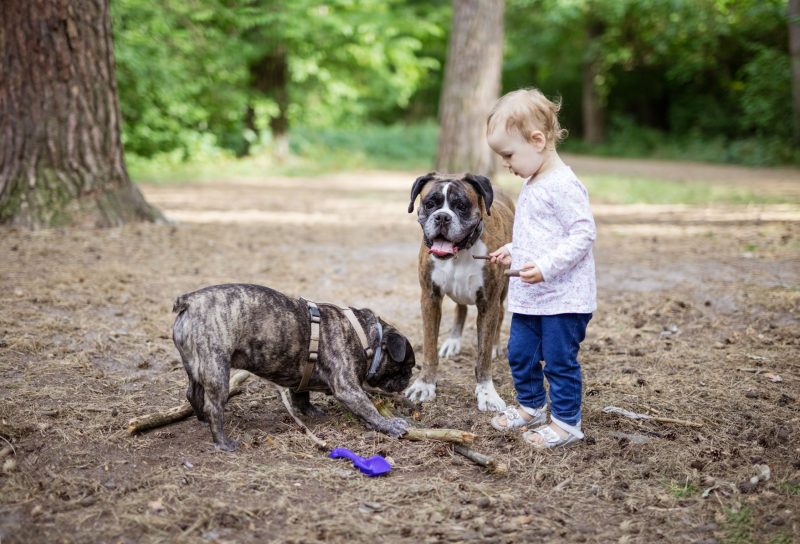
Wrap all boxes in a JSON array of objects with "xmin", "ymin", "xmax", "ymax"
[
  {"xmin": 0, "ymin": 0, "xmax": 162, "ymax": 228},
  {"xmin": 791, "ymin": 0, "xmax": 800, "ymax": 144},
  {"xmin": 435, "ymin": 0, "xmax": 504, "ymax": 177}
]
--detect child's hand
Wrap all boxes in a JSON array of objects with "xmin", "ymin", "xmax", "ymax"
[
  {"xmin": 489, "ymin": 247, "xmax": 512, "ymax": 266},
  {"xmin": 519, "ymin": 263, "xmax": 543, "ymax": 284}
]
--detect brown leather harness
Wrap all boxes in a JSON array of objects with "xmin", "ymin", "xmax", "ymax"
[{"xmin": 296, "ymin": 300, "xmax": 377, "ymax": 392}]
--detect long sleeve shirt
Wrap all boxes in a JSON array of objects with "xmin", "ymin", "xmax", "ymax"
[{"xmin": 504, "ymin": 165, "xmax": 597, "ymax": 315}]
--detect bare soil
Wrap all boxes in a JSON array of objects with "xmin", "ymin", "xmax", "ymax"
[{"xmin": 1, "ymin": 162, "xmax": 799, "ymax": 543}]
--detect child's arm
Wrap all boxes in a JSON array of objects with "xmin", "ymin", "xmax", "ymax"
[{"xmin": 534, "ymin": 179, "xmax": 596, "ymax": 282}]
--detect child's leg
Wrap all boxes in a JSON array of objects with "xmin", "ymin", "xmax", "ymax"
[
  {"xmin": 507, "ymin": 313, "xmax": 546, "ymax": 412},
  {"xmin": 540, "ymin": 313, "xmax": 592, "ymax": 438}
]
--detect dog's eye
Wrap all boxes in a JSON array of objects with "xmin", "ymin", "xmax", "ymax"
[{"xmin": 424, "ymin": 200, "xmax": 436, "ymax": 210}]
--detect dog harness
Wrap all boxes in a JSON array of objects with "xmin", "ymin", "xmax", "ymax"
[{"xmin": 296, "ymin": 300, "xmax": 381, "ymax": 392}]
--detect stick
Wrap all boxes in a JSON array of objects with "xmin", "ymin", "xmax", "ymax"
[
  {"xmin": 373, "ymin": 399, "xmax": 477, "ymax": 444},
  {"xmin": 274, "ymin": 385, "xmax": 328, "ymax": 451},
  {"xmin": 602, "ymin": 405, "xmax": 703, "ymax": 427},
  {"xmin": 504, "ymin": 269, "xmax": 521, "ymax": 277},
  {"xmin": 127, "ymin": 370, "xmax": 252, "ymax": 434},
  {"xmin": 403, "ymin": 428, "xmax": 477, "ymax": 444},
  {"xmin": 472, "ymin": 255, "xmax": 492, "ymax": 260},
  {"xmin": 453, "ymin": 444, "xmax": 507, "ymax": 474}
]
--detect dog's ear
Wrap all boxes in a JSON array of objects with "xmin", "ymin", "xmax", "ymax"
[
  {"xmin": 463, "ymin": 173, "xmax": 494, "ymax": 216},
  {"xmin": 383, "ymin": 330, "xmax": 407, "ymax": 362},
  {"xmin": 408, "ymin": 172, "xmax": 437, "ymax": 213}
]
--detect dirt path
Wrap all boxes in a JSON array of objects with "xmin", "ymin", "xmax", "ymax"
[{"xmin": 1, "ymin": 163, "xmax": 798, "ymax": 543}]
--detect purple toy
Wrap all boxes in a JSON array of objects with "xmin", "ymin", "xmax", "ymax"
[{"xmin": 329, "ymin": 447, "xmax": 392, "ymax": 477}]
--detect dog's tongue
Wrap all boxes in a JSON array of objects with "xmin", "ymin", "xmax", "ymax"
[{"xmin": 429, "ymin": 239, "xmax": 458, "ymax": 256}]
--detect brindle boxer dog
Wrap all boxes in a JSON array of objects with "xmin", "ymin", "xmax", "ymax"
[
  {"xmin": 172, "ymin": 284, "xmax": 415, "ymax": 450},
  {"xmin": 405, "ymin": 172, "xmax": 514, "ymax": 412}
]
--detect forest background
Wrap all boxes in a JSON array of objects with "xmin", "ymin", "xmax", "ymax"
[{"xmin": 113, "ymin": 0, "xmax": 799, "ymax": 182}]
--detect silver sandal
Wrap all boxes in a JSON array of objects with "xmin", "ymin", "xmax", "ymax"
[
  {"xmin": 491, "ymin": 406, "xmax": 546, "ymax": 431},
  {"xmin": 522, "ymin": 424, "xmax": 582, "ymax": 449}
]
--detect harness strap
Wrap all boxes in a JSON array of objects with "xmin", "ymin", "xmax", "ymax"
[
  {"xmin": 297, "ymin": 301, "xmax": 320, "ymax": 392},
  {"xmin": 296, "ymin": 301, "xmax": 377, "ymax": 393},
  {"xmin": 339, "ymin": 307, "xmax": 373, "ymax": 358}
]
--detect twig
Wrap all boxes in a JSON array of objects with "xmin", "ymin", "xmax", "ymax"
[
  {"xmin": 126, "ymin": 370, "xmax": 251, "ymax": 434},
  {"xmin": 453, "ymin": 444, "xmax": 507, "ymax": 474},
  {"xmin": 374, "ymin": 399, "xmax": 477, "ymax": 444},
  {"xmin": 274, "ymin": 385, "xmax": 328, "ymax": 451},
  {"xmin": 0, "ymin": 435, "xmax": 15, "ymax": 457},
  {"xmin": 403, "ymin": 428, "xmax": 477, "ymax": 444},
  {"xmin": 602, "ymin": 405, "xmax": 703, "ymax": 427}
]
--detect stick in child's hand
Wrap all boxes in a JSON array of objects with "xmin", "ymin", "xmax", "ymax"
[
  {"xmin": 472, "ymin": 255, "xmax": 492, "ymax": 260},
  {"xmin": 504, "ymin": 269, "xmax": 521, "ymax": 277}
]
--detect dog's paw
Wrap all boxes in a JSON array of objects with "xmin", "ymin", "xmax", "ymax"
[
  {"xmin": 300, "ymin": 404, "xmax": 326, "ymax": 418},
  {"xmin": 380, "ymin": 417, "xmax": 409, "ymax": 438},
  {"xmin": 214, "ymin": 438, "xmax": 239, "ymax": 452},
  {"xmin": 438, "ymin": 337, "xmax": 462, "ymax": 358},
  {"xmin": 404, "ymin": 378, "xmax": 437, "ymax": 402},
  {"xmin": 476, "ymin": 381, "xmax": 506, "ymax": 412}
]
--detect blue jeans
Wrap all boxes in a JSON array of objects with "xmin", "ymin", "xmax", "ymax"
[{"xmin": 507, "ymin": 313, "xmax": 592, "ymax": 427}]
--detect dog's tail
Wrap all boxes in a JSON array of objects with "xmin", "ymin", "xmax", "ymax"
[{"xmin": 172, "ymin": 294, "xmax": 190, "ymax": 314}]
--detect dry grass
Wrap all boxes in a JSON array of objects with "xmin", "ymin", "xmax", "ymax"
[{"xmin": 1, "ymin": 172, "xmax": 798, "ymax": 543}]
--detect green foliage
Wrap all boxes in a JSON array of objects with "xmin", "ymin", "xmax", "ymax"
[
  {"xmin": 113, "ymin": 0, "xmax": 445, "ymax": 158},
  {"xmin": 562, "ymin": 118, "xmax": 800, "ymax": 166},
  {"xmin": 113, "ymin": 0, "xmax": 796, "ymax": 166},
  {"xmin": 113, "ymin": 0, "xmax": 249, "ymax": 157},
  {"xmin": 722, "ymin": 507, "xmax": 753, "ymax": 544},
  {"xmin": 504, "ymin": 0, "xmax": 794, "ymax": 164}
]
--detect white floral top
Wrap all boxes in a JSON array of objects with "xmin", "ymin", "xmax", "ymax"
[{"xmin": 504, "ymin": 165, "xmax": 597, "ymax": 315}]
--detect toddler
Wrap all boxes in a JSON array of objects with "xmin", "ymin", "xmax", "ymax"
[{"xmin": 486, "ymin": 88, "xmax": 596, "ymax": 448}]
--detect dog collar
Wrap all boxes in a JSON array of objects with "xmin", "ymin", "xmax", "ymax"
[
  {"xmin": 366, "ymin": 320, "xmax": 383, "ymax": 380},
  {"xmin": 457, "ymin": 220, "xmax": 484, "ymax": 251}
]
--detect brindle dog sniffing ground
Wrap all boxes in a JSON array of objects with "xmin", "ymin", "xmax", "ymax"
[{"xmin": 172, "ymin": 283, "xmax": 415, "ymax": 451}]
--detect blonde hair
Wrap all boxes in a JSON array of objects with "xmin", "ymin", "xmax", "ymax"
[{"xmin": 487, "ymin": 88, "xmax": 568, "ymax": 147}]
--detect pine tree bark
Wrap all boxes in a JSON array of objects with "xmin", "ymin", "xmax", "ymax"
[
  {"xmin": 790, "ymin": 0, "xmax": 800, "ymax": 145},
  {"xmin": 435, "ymin": 0, "xmax": 504, "ymax": 178},
  {"xmin": 0, "ymin": 0, "xmax": 163, "ymax": 228}
]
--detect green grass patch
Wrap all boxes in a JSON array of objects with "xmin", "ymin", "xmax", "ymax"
[
  {"xmin": 128, "ymin": 122, "xmax": 796, "ymax": 206},
  {"xmin": 495, "ymin": 172, "xmax": 788, "ymax": 205},
  {"xmin": 580, "ymin": 175, "xmax": 786, "ymax": 205},
  {"xmin": 128, "ymin": 122, "xmax": 439, "ymax": 183},
  {"xmin": 666, "ymin": 479, "xmax": 700, "ymax": 499},
  {"xmin": 778, "ymin": 481, "xmax": 800, "ymax": 495},
  {"xmin": 290, "ymin": 122, "xmax": 438, "ymax": 172},
  {"xmin": 722, "ymin": 507, "xmax": 753, "ymax": 544},
  {"xmin": 769, "ymin": 533, "xmax": 793, "ymax": 544}
]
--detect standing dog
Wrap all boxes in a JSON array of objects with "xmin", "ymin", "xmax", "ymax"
[
  {"xmin": 404, "ymin": 172, "xmax": 514, "ymax": 411},
  {"xmin": 172, "ymin": 284, "xmax": 415, "ymax": 450}
]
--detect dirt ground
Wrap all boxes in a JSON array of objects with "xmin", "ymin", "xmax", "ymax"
[{"xmin": 1, "ymin": 158, "xmax": 799, "ymax": 543}]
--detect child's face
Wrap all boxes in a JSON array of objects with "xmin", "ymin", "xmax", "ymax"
[{"xmin": 487, "ymin": 127, "xmax": 547, "ymax": 179}]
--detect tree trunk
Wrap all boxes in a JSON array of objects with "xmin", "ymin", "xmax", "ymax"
[
  {"xmin": 0, "ymin": 0, "xmax": 163, "ymax": 229},
  {"xmin": 581, "ymin": 15, "xmax": 606, "ymax": 144},
  {"xmin": 790, "ymin": 0, "xmax": 800, "ymax": 145},
  {"xmin": 249, "ymin": 49, "xmax": 290, "ymax": 161},
  {"xmin": 435, "ymin": 0, "xmax": 504, "ymax": 177}
]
